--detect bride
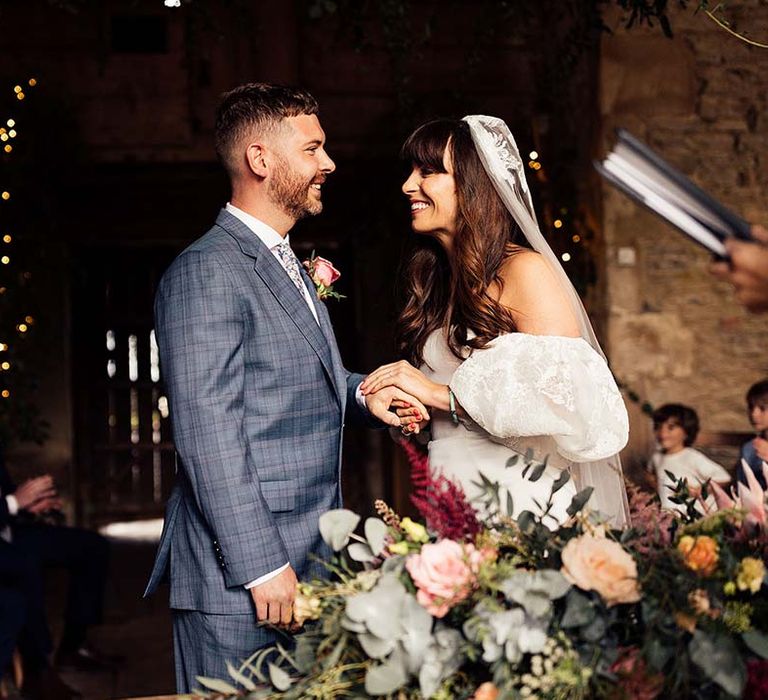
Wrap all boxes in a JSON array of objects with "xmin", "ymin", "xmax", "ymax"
[{"xmin": 361, "ymin": 116, "xmax": 630, "ymax": 526}]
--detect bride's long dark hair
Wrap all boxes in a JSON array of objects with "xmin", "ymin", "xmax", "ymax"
[{"xmin": 396, "ymin": 118, "xmax": 528, "ymax": 366}]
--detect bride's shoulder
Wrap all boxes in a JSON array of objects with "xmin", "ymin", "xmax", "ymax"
[
  {"xmin": 498, "ymin": 248, "xmax": 555, "ymax": 297},
  {"xmin": 497, "ymin": 248, "xmax": 580, "ymax": 336}
]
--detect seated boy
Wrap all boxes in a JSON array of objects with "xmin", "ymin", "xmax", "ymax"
[
  {"xmin": 647, "ymin": 403, "xmax": 731, "ymax": 514},
  {"xmin": 736, "ymin": 379, "xmax": 768, "ymax": 490}
]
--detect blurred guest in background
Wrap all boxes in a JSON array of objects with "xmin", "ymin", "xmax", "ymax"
[{"xmin": 646, "ymin": 403, "xmax": 731, "ymax": 514}]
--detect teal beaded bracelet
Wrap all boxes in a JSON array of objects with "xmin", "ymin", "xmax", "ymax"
[{"xmin": 448, "ymin": 387, "xmax": 460, "ymax": 425}]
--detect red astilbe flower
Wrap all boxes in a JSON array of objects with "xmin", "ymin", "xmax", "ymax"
[
  {"xmin": 626, "ymin": 483, "xmax": 674, "ymax": 555},
  {"xmin": 745, "ymin": 659, "xmax": 768, "ymax": 700},
  {"xmin": 399, "ymin": 439, "xmax": 481, "ymax": 542},
  {"xmin": 607, "ymin": 647, "xmax": 664, "ymax": 700}
]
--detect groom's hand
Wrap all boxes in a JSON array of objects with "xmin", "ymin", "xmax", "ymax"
[
  {"xmin": 365, "ymin": 386, "xmax": 430, "ymax": 428},
  {"xmin": 250, "ymin": 565, "xmax": 298, "ymax": 627}
]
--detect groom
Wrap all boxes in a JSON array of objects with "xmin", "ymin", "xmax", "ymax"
[{"xmin": 144, "ymin": 83, "xmax": 424, "ymax": 692}]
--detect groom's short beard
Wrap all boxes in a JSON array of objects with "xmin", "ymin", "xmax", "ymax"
[{"xmin": 268, "ymin": 156, "xmax": 321, "ymax": 221}]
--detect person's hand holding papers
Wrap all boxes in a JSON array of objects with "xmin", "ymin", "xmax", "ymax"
[{"xmin": 710, "ymin": 225, "xmax": 768, "ymax": 313}]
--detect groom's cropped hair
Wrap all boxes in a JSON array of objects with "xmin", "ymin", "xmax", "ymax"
[{"xmin": 214, "ymin": 82, "xmax": 318, "ymax": 176}]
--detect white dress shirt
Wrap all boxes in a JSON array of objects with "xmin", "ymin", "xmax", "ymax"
[{"xmin": 1, "ymin": 491, "xmax": 18, "ymax": 543}]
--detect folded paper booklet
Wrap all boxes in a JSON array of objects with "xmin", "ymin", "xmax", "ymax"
[{"xmin": 595, "ymin": 129, "xmax": 753, "ymax": 257}]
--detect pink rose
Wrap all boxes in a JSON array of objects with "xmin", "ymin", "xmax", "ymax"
[
  {"xmin": 561, "ymin": 534, "xmax": 641, "ymax": 607},
  {"xmin": 311, "ymin": 257, "xmax": 340, "ymax": 287},
  {"xmin": 405, "ymin": 539, "xmax": 485, "ymax": 618}
]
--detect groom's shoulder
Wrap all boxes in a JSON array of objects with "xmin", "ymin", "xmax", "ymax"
[
  {"xmin": 159, "ymin": 222, "xmax": 242, "ymax": 289},
  {"xmin": 169, "ymin": 222, "xmax": 240, "ymax": 267}
]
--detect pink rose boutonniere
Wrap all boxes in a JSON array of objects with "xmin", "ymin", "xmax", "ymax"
[{"xmin": 302, "ymin": 251, "xmax": 345, "ymax": 301}]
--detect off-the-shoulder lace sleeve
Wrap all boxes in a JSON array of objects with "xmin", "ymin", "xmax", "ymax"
[{"xmin": 449, "ymin": 334, "xmax": 629, "ymax": 463}]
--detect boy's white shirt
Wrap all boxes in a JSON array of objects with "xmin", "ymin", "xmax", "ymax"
[{"xmin": 648, "ymin": 447, "xmax": 731, "ymax": 514}]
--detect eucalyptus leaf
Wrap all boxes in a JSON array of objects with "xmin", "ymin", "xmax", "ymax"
[
  {"xmin": 516, "ymin": 510, "xmax": 536, "ymax": 533},
  {"xmin": 364, "ymin": 517, "xmax": 389, "ymax": 556},
  {"xmin": 357, "ymin": 631, "xmax": 396, "ymax": 659},
  {"xmin": 551, "ymin": 469, "xmax": 571, "ymax": 493},
  {"xmin": 566, "ymin": 487, "xmax": 594, "ymax": 517},
  {"xmin": 226, "ymin": 660, "xmax": 256, "ymax": 691},
  {"xmin": 365, "ymin": 660, "xmax": 408, "ymax": 695},
  {"xmin": 561, "ymin": 589, "xmax": 596, "ymax": 628},
  {"xmin": 581, "ymin": 613, "xmax": 607, "ymax": 642},
  {"xmin": 319, "ymin": 509, "xmax": 361, "ymax": 551},
  {"xmin": 322, "ymin": 634, "xmax": 347, "ymax": 670},
  {"xmin": 381, "ymin": 554, "xmax": 406, "ymax": 575},
  {"xmin": 743, "ymin": 629, "xmax": 768, "ymax": 659},
  {"xmin": 505, "ymin": 454, "xmax": 519, "ymax": 467},
  {"xmin": 268, "ymin": 663, "xmax": 294, "ymax": 692},
  {"xmin": 505, "ymin": 491, "xmax": 514, "ymax": 517},
  {"xmin": 689, "ymin": 631, "xmax": 746, "ymax": 697},
  {"xmin": 348, "ymin": 542, "xmax": 375, "ymax": 562},
  {"xmin": 527, "ymin": 456, "xmax": 548, "ymax": 483},
  {"xmin": 196, "ymin": 676, "xmax": 241, "ymax": 694},
  {"xmin": 293, "ymin": 636, "xmax": 316, "ymax": 674},
  {"xmin": 340, "ymin": 614, "xmax": 367, "ymax": 633}
]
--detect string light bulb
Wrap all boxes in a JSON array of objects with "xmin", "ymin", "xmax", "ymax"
[
  {"xmin": 529, "ymin": 151, "xmax": 539, "ymax": 160},
  {"xmin": 0, "ymin": 344, "xmax": 6, "ymax": 351},
  {"xmin": 6, "ymin": 120, "xmax": 14, "ymax": 128},
  {"xmin": 1, "ymin": 256, "xmax": 9, "ymax": 265},
  {"xmin": 8, "ymin": 130, "xmax": 16, "ymax": 138},
  {"xmin": 561, "ymin": 253, "xmax": 571, "ymax": 262},
  {"xmin": 4, "ymin": 145, "xmax": 11, "ymax": 153},
  {"xmin": 24, "ymin": 316, "xmax": 34, "ymax": 325},
  {"xmin": 572, "ymin": 234, "xmax": 581, "ymax": 243},
  {"xmin": 2, "ymin": 235, "xmax": 10, "ymax": 243},
  {"xmin": 554, "ymin": 219, "xmax": 563, "ymax": 229},
  {"xmin": 1, "ymin": 390, "xmax": 9, "ymax": 399},
  {"xmin": 16, "ymin": 93, "xmax": 24, "ymax": 101},
  {"xmin": 2, "ymin": 192, "xmax": 10, "ymax": 200},
  {"xmin": 1, "ymin": 362, "xmax": 9, "ymax": 371},
  {"xmin": 28, "ymin": 78, "xmax": 37, "ymax": 87},
  {"xmin": 17, "ymin": 324, "xmax": 27, "ymax": 333}
]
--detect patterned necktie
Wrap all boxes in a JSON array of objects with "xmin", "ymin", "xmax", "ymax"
[{"xmin": 273, "ymin": 241, "xmax": 305, "ymax": 293}]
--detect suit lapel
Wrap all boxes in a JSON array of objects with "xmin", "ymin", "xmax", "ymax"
[
  {"xmin": 301, "ymin": 268, "xmax": 348, "ymax": 409},
  {"xmin": 216, "ymin": 210, "xmax": 341, "ymax": 408}
]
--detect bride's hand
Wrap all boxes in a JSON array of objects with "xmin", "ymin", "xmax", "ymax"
[
  {"xmin": 365, "ymin": 385, "xmax": 430, "ymax": 428},
  {"xmin": 395, "ymin": 404, "xmax": 430, "ymax": 436},
  {"xmin": 360, "ymin": 360, "xmax": 449, "ymax": 410}
]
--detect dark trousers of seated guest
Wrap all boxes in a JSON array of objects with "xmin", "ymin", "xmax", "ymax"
[
  {"xmin": 0, "ymin": 584, "xmax": 26, "ymax": 671},
  {"xmin": 0, "ymin": 541, "xmax": 52, "ymax": 674},
  {"xmin": 10, "ymin": 523, "xmax": 110, "ymax": 659}
]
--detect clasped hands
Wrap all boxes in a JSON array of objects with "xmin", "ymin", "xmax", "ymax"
[
  {"xmin": 361, "ymin": 360, "xmax": 451, "ymax": 436},
  {"xmin": 13, "ymin": 474, "xmax": 63, "ymax": 514}
]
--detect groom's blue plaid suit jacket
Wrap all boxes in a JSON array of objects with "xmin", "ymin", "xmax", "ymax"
[{"xmin": 144, "ymin": 209, "xmax": 369, "ymax": 615}]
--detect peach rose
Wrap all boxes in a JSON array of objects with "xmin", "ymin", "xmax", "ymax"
[
  {"xmin": 677, "ymin": 535, "xmax": 719, "ymax": 577},
  {"xmin": 405, "ymin": 540, "xmax": 485, "ymax": 618},
  {"xmin": 311, "ymin": 256, "xmax": 340, "ymax": 287},
  {"xmin": 561, "ymin": 534, "xmax": 641, "ymax": 607},
  {"xmin": 472, "ymin": 682, "xmax": 499, "ymax": 700}
]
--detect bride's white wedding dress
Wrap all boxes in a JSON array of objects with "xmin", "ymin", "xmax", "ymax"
[{"xmin": 421, "ymin": 329, "xmax": 629, "ymax": 525}]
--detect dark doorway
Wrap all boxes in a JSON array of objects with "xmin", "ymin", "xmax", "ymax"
[{"xmin": 71, "ymin": 245, "xmax": 177, "ymax": 526}]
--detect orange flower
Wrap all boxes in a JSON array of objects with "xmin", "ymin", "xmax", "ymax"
[
  {"xmin": 472, "ymin": 682, "xmax": 499, "ymax": 700},
  {"xmin": 677, "ymin": 535, "xmax": 719, "ymax": 576}
]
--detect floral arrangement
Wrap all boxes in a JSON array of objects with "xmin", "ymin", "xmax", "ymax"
[
  {"xmin": 197, "ymin": 454, "xmax": 768, "ymax": 699},
  {"xmin": 302, "ymin": 252, "xmax": 344, "ymax": 301}
]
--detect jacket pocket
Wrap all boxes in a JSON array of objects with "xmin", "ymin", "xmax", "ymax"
[{"xmin": 260, "ymin": 480, "xmax": 296, "ymax": 513}]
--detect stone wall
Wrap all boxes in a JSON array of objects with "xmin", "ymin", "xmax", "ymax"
[{"xmin": 599, "ymin": 2, "xmax": 768, "ymax": 470}]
